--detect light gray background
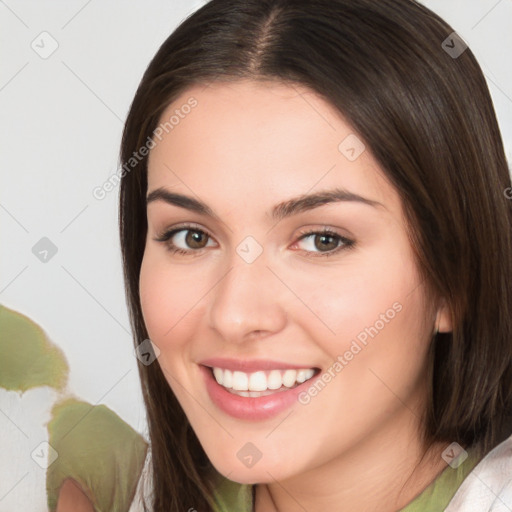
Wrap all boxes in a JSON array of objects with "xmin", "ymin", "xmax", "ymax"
[{"xmin": 1, "ymin": 1, "xmax": 511, "ymax": 510}]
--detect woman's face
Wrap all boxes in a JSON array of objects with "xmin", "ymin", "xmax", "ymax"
[{"xmin": 139, "ymin": 79, "xmax": 450, "ymax": 483}]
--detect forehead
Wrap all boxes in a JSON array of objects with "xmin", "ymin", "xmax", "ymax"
[{"xmin": 146, "ymin": 79, "xmax": 401, "ymax": 217}]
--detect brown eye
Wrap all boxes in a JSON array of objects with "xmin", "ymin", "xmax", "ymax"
[
  {"xmin": 313, "ymin": 233, "xmax": 339, "ymax": 252},
  {"xmin": 154, "ymin": 225, "xmax": 216, "ymax": 255},
  {"xmin": 294, "ymin": 229, "xmax": 355, "ymax": 258},
  {"xmin": 185, "ymin": 230, "xmax": 209, "ymax": 249}
]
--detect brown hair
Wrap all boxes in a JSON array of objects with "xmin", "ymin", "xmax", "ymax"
[{"xmin": 119, "ymin": 0, "xmax": 512, "ymax": 510}]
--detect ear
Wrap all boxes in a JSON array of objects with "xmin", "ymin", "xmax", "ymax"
[{"xmin": 434, "ymin": 298, "xmax": 452, "ymax": 333}]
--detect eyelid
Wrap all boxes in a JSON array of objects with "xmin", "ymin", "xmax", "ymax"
[
  {"xmin": 292, "ymin": 227, "xmax": 355, "ymax": 257},
  {"xmin": 153, "ymin": 222, "xmax": 215, "ymax": 242},
  {"xmin": 153, "ymin": 222, "xmax": 355, "ymax": 258}
]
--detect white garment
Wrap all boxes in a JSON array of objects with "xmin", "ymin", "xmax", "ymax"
[
  {"xmin": 446, "ymin": 433, "xmax": 512, "ymax": 511},
  {"xmin": 128, "ymin": 447, "xmax": 153, "ymax": 512}
]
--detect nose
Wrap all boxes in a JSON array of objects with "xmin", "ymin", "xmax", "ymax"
[{"xmin": 207, "ymin": 252, "xmax": 288, "ymax": 344}]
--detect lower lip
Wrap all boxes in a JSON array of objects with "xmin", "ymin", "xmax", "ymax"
[{"xmin": 200, "ymin": 365, "xmax": 315, "ymax": 421}]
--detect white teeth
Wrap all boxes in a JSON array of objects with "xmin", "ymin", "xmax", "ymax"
[
  {"xmin": 248, "ymin": 371, "xmax": 267, "ymax": 391},
  {"xmin": 282, "ymin": 369, "xmax": 297, "ymax": 387},
  {"xmin": 211, "ymin": 366, "xmax": 317, "ymax": 392},
  {"xmin": 232, "ymin": 371, "xmax": 249, "ymax": 391},
  {"xmin": 297, "ymin": 369, "xmax": 314, "ymax": 383},
  {"xmin": 296, "ymin": 369, "xmax": 308, "ymax": 383},
  {"xmin": 267, "ymin": 370, "xmax": 282, "ymax": 390},
  {"xmin": 223, "ymin": 369, "xmax": 233, "ymax": 388},
  {"xmin": 213, "ymin": 367, "xmax": 223, "ymax": 386}
]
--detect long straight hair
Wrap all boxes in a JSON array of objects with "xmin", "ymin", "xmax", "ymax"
[{"xmin": 119, "ymin": 1, "xmax": 512, "ymax": 510}]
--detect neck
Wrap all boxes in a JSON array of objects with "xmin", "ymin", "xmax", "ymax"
[{"xmin": 254, "ymin": 409, "xmax": 448, "ymax": 512}]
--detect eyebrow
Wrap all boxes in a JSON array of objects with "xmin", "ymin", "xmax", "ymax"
[{"xmin": 146, "ymin": 186, "xmax": 385, "ymax": 222}]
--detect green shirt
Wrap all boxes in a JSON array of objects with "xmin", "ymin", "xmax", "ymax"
[{"xmin": 212, "ymin": 447, "xmax": 482, "ymax": 512}]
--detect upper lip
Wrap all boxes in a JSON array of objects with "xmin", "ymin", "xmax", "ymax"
[{"xmin": 200, "ymin": 357, "xmax": 318, "ymax": 373}]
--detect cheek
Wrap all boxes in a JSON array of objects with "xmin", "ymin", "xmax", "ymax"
[
  {"xmin": 139, "ymin": 253, "xmax": 164, "ymax": 339},
  {"xmin": 313, "ymin": 253, "xmax": 430, "ymax": 409},
  {"xmin": 286, "ymin": 243, "xmax": 424, "ymax": 350},
  {"xmin": 138, "ymin": 249, "xmax": 212, "ymax": 351},
  {"xmin": 139, "ymin": 251, "xmax": 183, "ymax": 344}
]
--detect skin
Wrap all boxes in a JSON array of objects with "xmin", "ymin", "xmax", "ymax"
[
  {"xmin": 56, "ymin": 479, "xmax": 94, "ymax": 512},
  {"xmin": 139, "ymin": 79, "xmax": 452, "ymax": 512}
]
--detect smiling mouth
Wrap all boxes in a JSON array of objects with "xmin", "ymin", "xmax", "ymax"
[{"xmin": 206, "ymin": 366, "xmax": 321, "ymax": 397}]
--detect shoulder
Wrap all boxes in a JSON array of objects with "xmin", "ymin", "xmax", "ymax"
[
  {"xmin": 445, "ymin": 433, "xmax": 512, "ymax": 511},
  {"xmin": 127, "ymin": 450, "xmax": 253, "ymax": 512}
]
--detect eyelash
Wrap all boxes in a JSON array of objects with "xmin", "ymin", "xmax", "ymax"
[{"xmin": 153, "ymin": 223, "xmax": 355, "ymax": 258}]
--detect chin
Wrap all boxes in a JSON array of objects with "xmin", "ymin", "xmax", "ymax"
[
  {"xmin": 206, "ymin": 449, "xmax": 295, "ymax": 485},
  {"xmin": 216, "ymin": 467, "xmax": 276, "ymax": 485}
]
